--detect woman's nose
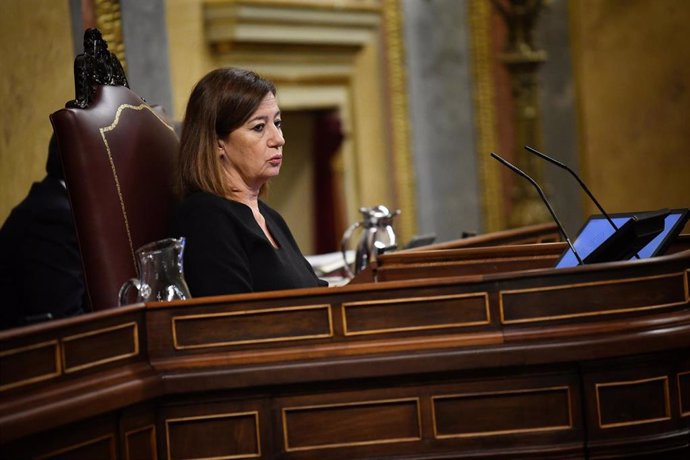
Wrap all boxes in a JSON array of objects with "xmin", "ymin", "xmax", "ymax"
[{"xmin": 269, "ymin": 125, "xmax": 285, "ymax": 147}]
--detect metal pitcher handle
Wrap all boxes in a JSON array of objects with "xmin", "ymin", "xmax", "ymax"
[
  {"xmin": 118, "ymin": 278, "xmax": 141, "ymax": 306},
  {"xmin": 341, "ymin": 221, "xmax": 361, "ymax": 278}
]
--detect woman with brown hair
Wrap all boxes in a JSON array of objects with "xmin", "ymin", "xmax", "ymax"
[{"xmin": 170, "ymin": 68, "xmax": 326, "ymax": 297}]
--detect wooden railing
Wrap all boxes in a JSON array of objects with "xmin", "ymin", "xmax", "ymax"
[{"xmin": 1, "ymin": 247, "xmax": 689, "ymax": 459}]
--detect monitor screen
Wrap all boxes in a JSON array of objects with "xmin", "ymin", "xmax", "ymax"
[{"xmin": 556, "ymin": 209, "xmax": 689, "ymax": 268}]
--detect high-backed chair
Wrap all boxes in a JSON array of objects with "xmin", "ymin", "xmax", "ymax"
[{"xmin": 50, "ymin": 29, "xmax": 179, "ymax": 310}]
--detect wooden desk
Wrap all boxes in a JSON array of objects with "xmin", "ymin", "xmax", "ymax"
[
  {"xmin": 1, "ymin": 248, "xmax": 689, "ymax": 459},
  {"xmin": 350, "ymin": 223, "xmax": 563, "ymax": 283},
  {"xmin": 372, "ymin": 234, "xmax": 690, "ymax": 284},
  {"xmin": 411, "ymin": 222, "xmax": 562, "ymax": 251},
  {"xmin": 376, "ymin": 242, "xmax": 567, "ymax": 282}
]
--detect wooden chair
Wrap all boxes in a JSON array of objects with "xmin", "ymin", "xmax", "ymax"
[{"xmin": 50, "ymin": 29, "xmax": 178, "ymax": 310}]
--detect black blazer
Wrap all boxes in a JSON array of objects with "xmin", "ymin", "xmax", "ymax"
[
  {"xmin": 170, "ymin": 191, "xmax": 326, "ymax": 297},
  {"xmin": 0, "ymin": 176, "xmax": 86, "ymax": 329}
]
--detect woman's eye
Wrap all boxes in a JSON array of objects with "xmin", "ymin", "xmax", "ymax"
[
  {"xmin": 252, "ymin": 123, "xmax": 265, "ymax": 132},
  {"xmin": 274, "ymin": 119, "xmax": 282, "ymax": 129}
]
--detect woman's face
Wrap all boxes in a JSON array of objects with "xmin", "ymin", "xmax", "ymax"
[{"xmin": 218, "ymin": 92, "xmax": 285, "ymax": 192}]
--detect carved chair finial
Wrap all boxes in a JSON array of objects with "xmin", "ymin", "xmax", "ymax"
[{"xmin": 67, "ymin": 28, "xmax": 129, "ymax": 109}]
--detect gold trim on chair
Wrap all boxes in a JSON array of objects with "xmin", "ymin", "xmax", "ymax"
[{"xmin": 99, "ymin": 103, "xmax": 176, "ymax": 273}]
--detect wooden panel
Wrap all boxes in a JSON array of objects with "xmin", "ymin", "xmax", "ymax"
[
  {"xmin": 62, "ymin": 322, "xmax": 139, "ymax": 373},
  {"xmin": 596, "ymin": 376, "xmax": 671, "ymax": 428},
  {"xmin": 679, "ymin": 371, "xmax": 690, "ymax": 417},
  {"xmin": 2, "ymin": 247, "xmax": 689, "ymax": 458},
  {"xmin": 172, "ymin": 305, "xmax": 332, "ymax": 350},
  {"xmin": 35, "ymin": 434, "xmax": 116, "ymax": 460},
  {"xmin": 432, "ymin": 387, "xmax": 572, "ymax": 438},
  {"xmin": 410, "ymin": 223, "xmax": 561, "ymax": 250},
  {"xmin": 376, "ymin": 242, "xmax": 566, "ymax": 282},
  {"xmin": 0, "ymin": 340, "xmax": 60, "ymax": 391},
  {"xmin": 165, "ymin": 412, "xmax": 260, "ymax": 459},
  {"xmin": 124, "ymin": 425, "xmax": 157, "ymax": 460},
  {"xmin": 377, "ymin": 257, "xmax": 559, "ymax": 281},
  {"xmin": 282, "ymin": 398, "xmax": 421, "ymax": 451},
  {"xmin": 343, "ymin": 293, "xmax": 490, "ymax": 335},
  {"xmin": 501, "ymin": 273, "xmax": 686, "ymax": 324}
]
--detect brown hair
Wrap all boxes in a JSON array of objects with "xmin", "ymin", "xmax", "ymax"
[{"xmin": 176, "ymin": 68, "xmax": 276, "ymax": 198}]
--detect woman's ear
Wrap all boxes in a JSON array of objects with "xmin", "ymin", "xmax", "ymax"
[{"xmin": 217, "ymin": 138, "xmax": 226, "ymax": 157}]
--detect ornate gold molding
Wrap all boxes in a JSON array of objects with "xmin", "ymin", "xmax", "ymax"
[
  {"xmin": 94, "ymin": 0, "xmax": 127, "ymax": 72},
  {"xmin": 382, "ymin": 0, "xmax": 417, "ymax": 243},
  {"xmin": 469, "ymin": 0, "xmax": 504, "ymax": 232}
]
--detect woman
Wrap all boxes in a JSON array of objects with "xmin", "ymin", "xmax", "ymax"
[{"xmin": 170, "ymin": 68, "xmax": 326, "ymax": 297}]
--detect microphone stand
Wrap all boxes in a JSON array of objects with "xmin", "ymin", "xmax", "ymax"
[
  {"xmin": 523, "ymin": 145, "xmax": 640, "ymax": 259},
  {"xmin": 491, "ymin": 152, "xmax": 584, "ymax": 265}
]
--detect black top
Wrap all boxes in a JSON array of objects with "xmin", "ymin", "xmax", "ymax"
[
  {"xmin": 0, "ymin": 177, "xmax": 86, "ymax": 329},
  {"xmin": 170, "ymin": 191, "xmax": 326, "ymax": 297}
]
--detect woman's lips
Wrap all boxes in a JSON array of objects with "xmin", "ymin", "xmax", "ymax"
[{"xmin": 269, "ymin": 155, "xmax": 282, "ymax": 166}]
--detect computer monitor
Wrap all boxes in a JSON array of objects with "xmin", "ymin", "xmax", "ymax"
[{"xmin": 556, "ymin": 209, "xmax": 689, "ymax": 268}]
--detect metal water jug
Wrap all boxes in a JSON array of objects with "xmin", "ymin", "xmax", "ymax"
[{"xmin": 341, "ymin": 205, "xmax": 400, "ymax": 277}]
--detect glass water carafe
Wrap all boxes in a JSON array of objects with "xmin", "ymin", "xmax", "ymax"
[{"xmin": 118, "ymin": 237, "xmax": 192, "ymax": 305}]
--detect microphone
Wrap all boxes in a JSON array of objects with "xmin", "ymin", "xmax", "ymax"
[
  {"xmin": 524, "ymin": 145, "xmax": 618, "ymax": 230},
  {"xmin": 523, "ymin": 145, "xmax": 640, "ymax": 260},
  {"xmin": 490, "ymin": 152, "xmax": 584, "ymax": 265}
]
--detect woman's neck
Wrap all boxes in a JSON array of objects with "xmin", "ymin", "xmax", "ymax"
[
  {"xmin": 225, "ymin": 187, "xmax": 278, "ymax": 248},
  {"xmin": 226, "ymin": 188, "xmax": 260, "ymax": 211}
]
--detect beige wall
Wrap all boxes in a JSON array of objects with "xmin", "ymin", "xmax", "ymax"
[
  {"xmin": 165, "ymin": 0, "xmax": 216, "ymax": 120},
  {"xmin": 264, "ymin": 111, "xmax": 315, "ymax": 254},
  {"xmin": 0, "ymin": 0, "xmax": 74, "ymax": 222},
  {"xmin": 571, "ymin": 0, "xmax": 690, "ymax": 215},
  {"xmin": 165, "ymin": 0, "xmax": 404, "ymax": 247}
]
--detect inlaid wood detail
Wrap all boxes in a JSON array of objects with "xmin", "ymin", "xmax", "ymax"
[
  {"xmin": 677, "ymin": 371, "xmax": 690, "ymax": 417},
  {"xmin": 342, "ymin": 293, "xmax": 490, "ymax": 336},
  {"xmin": 172, "ymin": 305, "xmax": 333, "ymax": 350},
  {"xmin": 165, "ymin": 412, "xmax": 260, "ymax": 460},
  {"xmin": 124, "ymin": 424, "xmax": 157, "ymax": 460},
  {"xmin": 34, "ymin": 434, "xmax": 116, "ymax": 460},
  {"xmin": 432, "ymin": 386, "xmax": 572, "ymax": 438},
  {"xmin": 61, "ymin": 322, "xmax": 139, "ymax": 373},
  {"xmin": 500, "ymin": 273, "xmax": 686, "ymax": 324},
  {"xmin": 596, "ymin": 376, "xmax": 671, "ymax": 428},
  {"xmin": 282, "ymin": 398, "xmax": 421, "ymax": 451},
  {"xmin": 0, "ymin": 340, "xmax": 60, "ymax": 391}
]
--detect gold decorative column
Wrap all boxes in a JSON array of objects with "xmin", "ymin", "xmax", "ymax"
[
  {"xmin": 469, "ymin": 0, "xmax": 504, "ymax": 232},
  {"xmin": 493, "ymin": 0, "xmax": 549, "ymax": 227},
  {"xmin": 382, "ymin": 0, "xmax": 417, "ymax": 244},
  {"xmin": 92, "ymin": 0, "xmax": 127, "ymax": 72}
]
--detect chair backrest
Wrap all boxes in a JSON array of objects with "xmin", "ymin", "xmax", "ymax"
[{"xmin": 49, "ymin": 30, "xmax": 178, "ymax": 310}]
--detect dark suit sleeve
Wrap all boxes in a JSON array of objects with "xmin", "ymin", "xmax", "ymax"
[{"xmin": 18, "ymin": 205, "xmax": 85, "ymax": 320}]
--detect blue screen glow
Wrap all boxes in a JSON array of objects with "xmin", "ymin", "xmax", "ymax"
[{"xmin": 556, "ymin": 212, "xmax": 685, "ymax": 268}]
